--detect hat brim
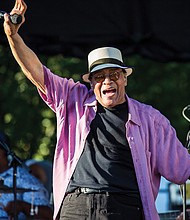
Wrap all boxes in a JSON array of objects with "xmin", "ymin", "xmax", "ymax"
[{"xmin": 82, "ymin": 63, "xmax": 133, "ymax": 83}]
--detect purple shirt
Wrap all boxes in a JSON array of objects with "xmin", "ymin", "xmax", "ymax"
[{"xmin": 39, "ymin": 66, "xmax": 190, "ymax": 220}]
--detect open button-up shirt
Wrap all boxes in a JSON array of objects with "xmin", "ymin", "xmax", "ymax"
[{"xmin": 39, "ymin": 66, "xmax": 190, "ymax": 220}]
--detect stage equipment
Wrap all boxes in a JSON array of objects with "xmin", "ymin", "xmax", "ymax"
[{"xmin": 0, "ymin": 140, "xmax": 29, "ymax": 220}]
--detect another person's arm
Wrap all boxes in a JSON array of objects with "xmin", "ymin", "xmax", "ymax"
[
  {"xmin": 4, "ymin": 200, "xmax": 53, "ymax": 220},
  {"xmin": 3, "ymin": 0, "xmax": 45, "ymax": 94}
]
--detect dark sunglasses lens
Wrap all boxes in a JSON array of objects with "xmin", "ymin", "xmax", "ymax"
[
  {"xmin": 110, "ymin": 72, "xmax": 120, "ymax": 81},
  {"xmin": 94, "ymin": 74, "xmax": 105, "ymax": 83},
  {"xmin": 94, "ymin": 71, "xmax": 121, "ymax": 82}
]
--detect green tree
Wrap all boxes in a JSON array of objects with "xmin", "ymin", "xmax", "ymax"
[{"xmin": 0, "ymin": 45, "xmax": 190, "ymax": 161}]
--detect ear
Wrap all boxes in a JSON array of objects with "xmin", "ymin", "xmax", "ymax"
[{"xmin": 124, "ymin": 75, "xmax": 127, "ymax": 86}]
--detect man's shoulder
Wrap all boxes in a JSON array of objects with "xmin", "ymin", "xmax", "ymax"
[
  {"xmin": 128, "ymin": 97, "xmax": 168, "ymax": 125},
  {"xmin": 128, "ymin": 97, "xmax": 159, "ymax": 114}
]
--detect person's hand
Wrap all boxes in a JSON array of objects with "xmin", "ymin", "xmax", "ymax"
[
  {"xmin": 3, "ymin": 0, "xmax": 27, "ymax": 37},
  {"xmin": 176, "ymin": 210, "xmax": 190, "ymax": 220},
  {"xmin": 3, "ymin": 200, "xmax": 24, "ymax": 218}
]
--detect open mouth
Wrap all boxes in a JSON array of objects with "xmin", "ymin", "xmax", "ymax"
[{"xmin": 102, "ymin": 88, "xmax": 116, "ymax": 95}]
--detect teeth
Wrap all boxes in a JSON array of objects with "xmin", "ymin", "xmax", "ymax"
[{"xmin": 103, "ymin": 89, "xmax": 116, "ymax": 95}]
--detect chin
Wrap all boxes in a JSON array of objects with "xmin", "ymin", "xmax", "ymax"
[
  {"xmin": 101, "ymin": 101, "xmax": 115, "ymax": 108},
  {"xmin": 97, "ymin": 96, "xmax": 117, "ymax": 108}
]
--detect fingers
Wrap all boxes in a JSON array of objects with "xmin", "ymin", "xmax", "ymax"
[
  {"xmin": 3, "ymin": 12, "xmax": 19, "ymax": 36},
  {"xmin": 4, "ymin": 13, "xmax": 10, "ymax": 21},
  {"xmin": 176, "ymin": 215, "xmax": 182, "ymax": 220},
  {"xmin": 4, "ymin": 0, "xmax": 27, "ymax": 36},
  {"xmin": 176, "ymin": 212, "xmax": 190, "ymax": 220},
  {"xmin": 12, "ymin": 0, "xmax": 27, "ymax": 16}
]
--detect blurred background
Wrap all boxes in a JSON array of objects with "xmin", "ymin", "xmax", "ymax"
[{"xmin": 0, "ymin": 0, "xmax": 190, "ymax": 216}]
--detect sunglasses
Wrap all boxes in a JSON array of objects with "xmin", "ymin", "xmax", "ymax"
[{"xmin": 92, "ymin": 70, "xmax": 123, "ymax": 83}]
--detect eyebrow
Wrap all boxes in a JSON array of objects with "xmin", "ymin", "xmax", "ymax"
[{"xmin": 94, "ymin": 68, "xmax": 121, "ymax": 75}]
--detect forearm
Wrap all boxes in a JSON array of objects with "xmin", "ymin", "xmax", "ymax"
[
  {"xmin": 4, "ymin": 200, "xmax": 53, "ymax": 220},
  {"xmin": 22, "ymin": 202, "xmax": 53, "ymax": 220},
  {"xmin": 3, "ymin": 0, "xmax": 46, "ymax": 93},
  {"xmin": 6, "ymin": 33, "xmax": 45, "ymax": 93},
  {"xmin": 21, "ymin": 202, "xmax": 53, "ymax": 220},
  {"xmin": 33, "ymin": 205, "xmax": 53, "ymax": 220}
]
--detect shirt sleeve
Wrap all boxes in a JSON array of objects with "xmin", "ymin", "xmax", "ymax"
[
  {"xmin": 38, "ymin": 65, "xmax": 89, "ymax": 113},
  {"xmin": 154, "ymin": 112, "xmax": 190, "ymax": 184}
]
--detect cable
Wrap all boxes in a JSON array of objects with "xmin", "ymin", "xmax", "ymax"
[{"xmin": 182, "ymin": 105, "xmax": 190, "ymax": 123}]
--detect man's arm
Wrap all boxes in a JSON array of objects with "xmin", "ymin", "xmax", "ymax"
[
  {"xmin": 4, "ymin": 200, "xmax": 53, "ymax": 220},
  {"xmin": 3, "ymin": 0, "xmax": 45, "ymax": 94}
]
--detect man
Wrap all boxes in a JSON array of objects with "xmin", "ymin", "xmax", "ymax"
[
  {"xmin": 2, "ymin": 0, "xmax": 190, "ymax": 219},
  {"xmin": 0, "ymin": 131, "xmax": 53, "ymax": 219},
  {"xmin": 25, "ymin": 159, "xmax": 53, "ymax": 202}
]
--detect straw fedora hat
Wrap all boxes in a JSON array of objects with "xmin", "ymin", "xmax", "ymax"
[{"xmin": 82, "ymin": 47, "xmax": 133, "ymax": 83}]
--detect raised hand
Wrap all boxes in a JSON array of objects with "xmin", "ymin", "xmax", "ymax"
[{"xmin": 3, "ymin": 0, "xmax": 27, "ymax": 36}]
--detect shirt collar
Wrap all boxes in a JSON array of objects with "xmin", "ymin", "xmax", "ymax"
[
  {"xmin": 84, "ymin": 92, "xmax": 141, "ymax": 127},
  {"xmin": 126, "ymin": 95, "xmax": 141, "ymax": 126}
]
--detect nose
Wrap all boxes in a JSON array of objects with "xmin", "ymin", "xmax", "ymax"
[{"xmin": 102, "ymin": 74, "xmax": 113, "ymax": 84}]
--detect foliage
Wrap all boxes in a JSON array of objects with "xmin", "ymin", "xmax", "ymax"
[
  {"xmin": 127, "ymin": 55, "xmax": 190, "ymax": 143},
  {"xmin": 0, "ymin": 45, "xmax": 190, "ymax": 162}
]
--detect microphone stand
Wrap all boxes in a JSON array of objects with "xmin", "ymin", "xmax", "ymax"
[
  {"xmin": 10, "ymin": 151, "xmax": 28, "ymax": 220},
  {"xmin": 12, "ymin": 157, "xmax": 18, "ymax": 220},
  {"xmin": 182, "ymin": 105, "xmax": 190, "ymax": 220},
  {"xmin": 0, "ymin": 140, "xmax": 29, "ymax": 220}
]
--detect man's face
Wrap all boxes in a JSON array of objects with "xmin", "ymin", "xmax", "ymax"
[{"xmin": 90, "ymin": 68, "xmax": 127, "ymax": 108}]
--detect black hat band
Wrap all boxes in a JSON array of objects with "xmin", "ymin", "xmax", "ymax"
[{"xmin": 89, "ymin": 58, "xmax": 125, "ymax": 72}]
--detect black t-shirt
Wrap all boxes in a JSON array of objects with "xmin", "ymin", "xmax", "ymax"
[{"xmin": 67, "ymin": 101, "xmax": 141, "ymax": 206}]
